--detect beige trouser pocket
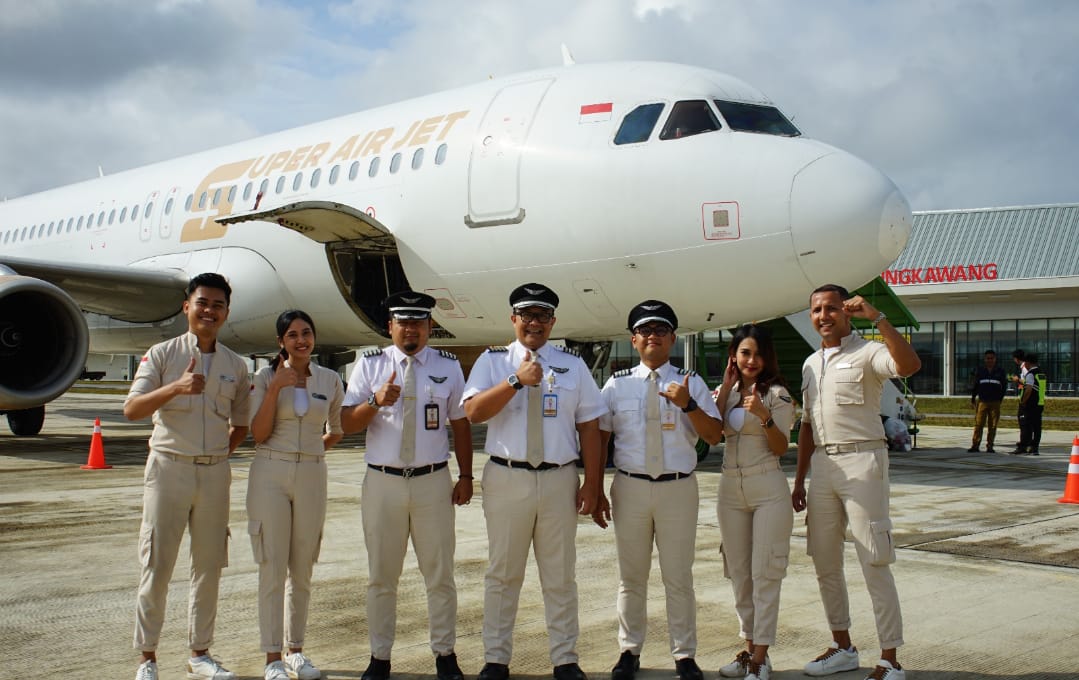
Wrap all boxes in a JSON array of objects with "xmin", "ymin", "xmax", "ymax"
[
  {"xmin": 247, "ymin": 520, "xmax": 264, "ymax": 564},
  {"xmin": 763, "ymin": 541, "xmax": 790, "ymax": 580},
  {"xmin": 869, "ymin": 519, "xmax": 896, "ymax": 565},
  {"xmin": 139, "ymin": 525, "xmax": 155, "ymax": 567},
  {"xmin": 719, "ymin": 542, "xmax": 731, "ymax": 578},
  {"xmin": 312, "ymin": 530, "xmax": 324, "ymax": 564}
]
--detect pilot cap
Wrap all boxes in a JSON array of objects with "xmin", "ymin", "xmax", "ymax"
[
  {"xmin": 384, "ymin": 290, "xmax": 436, "ymax": 320},
  {"xmin": 627, "ymin": 299, "xmax": 678, "ymax": 331},
  {"xmin": 510, "ymin": 283, "xmax": 559, "ymax": 310}
]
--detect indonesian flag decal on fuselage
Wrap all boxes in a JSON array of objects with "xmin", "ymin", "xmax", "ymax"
[{"xmin": 579, "ymin": 102, "xmax": 613, "ymax": 124}]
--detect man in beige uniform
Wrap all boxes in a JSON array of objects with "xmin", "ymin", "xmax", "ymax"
[
  {"xmin": 597, "ymin": 301, "xmax": 723, "ymax": 680},
  {"xmin": 124, "ymin": 273, "xmax": 251, "ymax": 680},
  {"xmin": 341, "ymin": 291, "xmax": 473, "ymax": 680},
  {"xmin": 792, "ymin": 284, "xmax": 920, "ymax": 680}
]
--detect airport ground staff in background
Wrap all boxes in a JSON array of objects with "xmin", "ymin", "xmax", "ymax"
[
  {"xmin": 123, "ymin": 273, "xmax": 251, "ymax": 680},
  {"xmin": 462, "ymin": 283, "xmax": 607, "ymax": 680},
  {"xmin": 597, "ymin": 300, "xmax": 723, "ymax": 680},
  {"xmin": 791, "ymin": 284, "xmax": 921, "ymax": 680},
  {"xmin": 968, "ymin": 349, "xmax": 1006, "ymax": 453},
  {"xmin": 341, "ymin": 291, "xmax": 473, "ymax": 680},
  {"xmin": 713, "ymin": 324, "xmax": 796, "ymax": 680},
  {"xmin": 1013, "ymin": 353, "xmax": 1046, "ymax": 455},
  {"xmin": 247, "ymin": 310, "xmax": 343, "ymax": 680}
]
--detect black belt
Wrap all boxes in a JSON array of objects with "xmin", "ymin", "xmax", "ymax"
[
  {"xmin": 489, "ymin": 456, "xmax": 565, "ymax": 471},
  {"xmin": 368, "ymin": 461, "xmax": 448, "ymax": 478},
  {"xmin": 618, "ymin": 469, "xmax": 692, "ymax": 482}
]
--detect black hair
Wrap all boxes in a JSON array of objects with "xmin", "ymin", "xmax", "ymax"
[
  {"xmin": 1012, "ymin": 349, "xmax": 1026, "ymax": 361},
  {"xmin": 1025, "ymin": 353, "xmax": 1038, "ymax": 364},
  {"xmin": 810, "ymin": 283, "xmax": 851, "ymax": 301},
  {"xmin": 984, "ymin": 349, "xmax": 996, "ymax": 357},
  {"xmin": 186, "ymin": 272, "xmax": 232, "ymax": 305},
  {"xmin": 728, "ymin": 323, "xmax": 788, "ymax": 393},
  {"xmin": 270, "ymin": 309, "xmax": 316, "ymax": 370}
]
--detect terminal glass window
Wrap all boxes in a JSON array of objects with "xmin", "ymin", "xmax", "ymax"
[
  {"xmin": 614, "ymin": 103, "xmax": 664, "ymax": 145},
  {"xmin": 659, "ymin": 100, "xmax": 721, "ymax": 140},
  {"xmin": 714, "ymin": 100, "xmax": 800, "ymax": 136},
  {"xmin": 908, "ymin": 321, "xmax": 944, "ymax": 395}
]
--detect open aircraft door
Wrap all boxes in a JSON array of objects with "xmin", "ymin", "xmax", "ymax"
[
  {"xmin": 465, "ymin": 78, "xmax": 554, "ymax": 228},
  {"xmin": 218, "ymin": 201, "xmax": 407, "ymax": 335}
]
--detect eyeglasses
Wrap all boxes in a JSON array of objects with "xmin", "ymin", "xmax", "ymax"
[
  {"xmin": 633, "ymin": 325, "xmax": 672, "ymax": 338},
  {"xmin": 517, "ymin": 311, "xmax": 554, "ymax": 324}
]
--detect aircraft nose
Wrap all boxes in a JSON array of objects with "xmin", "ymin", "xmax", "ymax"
[{"xmin": 789, "ymin": 151, "xmax": 912, "ymax": 289}]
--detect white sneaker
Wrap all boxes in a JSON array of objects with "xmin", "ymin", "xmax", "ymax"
[
  {"xmin": 864, "ymin": 660, "xmax": 905, "ymax": 680},
  {"xmin": 265, "ymin": 661, "xmax": 290, "ymax": 680},
  {"xmin": 746, "ymin": 658, "xmax": 771, "ymax": 680},
  {"xmin": 804, "ymin": 642, "xmax": 859, "ymax": 676},
  {"xmin": 285, "ymin": 651, "xmax": 322, "ymax": 680},
  {"xmin": 186, "ymin": 655, "xmax": 238, "ymax": 680},
  {"xmin": 135, "ymin": 659, "xmax": 158, "ymax": 680},
  {"xmin": 719, "ymin": 652, "xmax": 771, "ymax": 678}
]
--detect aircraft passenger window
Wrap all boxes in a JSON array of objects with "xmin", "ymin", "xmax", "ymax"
[
  {"xmin": 368, "ymin": 157, "xmax": 380, "ymax": 177},
  {"xmin": 198, "ymin": 192, "xmax": 207, "ymax": 209},
  {"xmin": 66, "ymin": 218, "xmax": 74, "ymax": 233},
  {"xmin": 310, "ymin": 168, "xmax": 321, "ymax": 188},
  {"xmin": 46, "ymin": 222, "xmax": 53, "ymax": 236},
  {"xmin": 165, "ymin": 198, "xmax": 174, "ymax": 215},
  {"xmin": 131, "ymin": 203, "xmax": 138, "ymax": 217},
  {"xmin": 659, "ymin": 100, "xmax": 721, "ymax": 140},
  {"xmin": 243, "ymin": 182, "xmax": 252, "ymax": 201},
  {"xmin": 77, "ymin": 216, "xmax": 84, "ymax": 231},
  {"xmin": 329, "ymin": 165, "xmax": 339, "ymax": 184},
  {"xmin": 212, "ymin": 188, "xmax": 222, "ymax": 207},
  {"xmin": 259, "ymin": 178, "xmax": 269, "ymax": 196},
  {"xmin": 349, "ymin": 161, "xmax": 360, "ymax": 180},
  {"xmin": 614, "ymin": 103, "xmax": 665, "ymax": 145},
  {"xmin": 120, "ymin": 207, "xmax": 127, "ymax": 223},
  {"xmin": 390, "ymin": 152, "xmax": 402, "ymax": 174},
  {"xmin": 435, "ymin": 143, "xmax": 448, "ymax": 165},
  {"xmin": 97, "ymin": 212, "xmax": 105, "ymax": 227},
  {"xmin": 714, "ymin": 100, "xmax": 800, "ymax": 136},
  {"xmin": 108, "ymin": 210, "xmax": 115, "ymax": 225},
  {"xmin": 21, "ymin": 226, "xmax": 27, "ymax": 240},
  {"xmin": 411, "ymin": 148, "xmax": 424, "ymax": 170},
  {"xmin": 293, "ymin": 172, "xmax": 303, "ymax": 191},
  {"xmin": 185, "ymin": 194, "xmax": 193, "ymax": 211},
  {"xmin": 227, "ymin": 186, "xmax": 236, "ymax": 204},
  {"xmin": 276, "ymin": 176, "xmax": 286, "ymax": 194},
  {"xmin": 144, "ymin": 203, "xmax": 153, "ymax": 219}
]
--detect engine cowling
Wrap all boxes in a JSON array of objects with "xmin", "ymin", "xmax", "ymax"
[{"xmin": 0, "ymin": 269, "xmax": 90, "ymax": 410}]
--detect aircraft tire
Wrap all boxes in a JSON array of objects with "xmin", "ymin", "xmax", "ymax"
[{"xmin": 8, "ymin": 406, "xmax": 45, "ymax": 436}]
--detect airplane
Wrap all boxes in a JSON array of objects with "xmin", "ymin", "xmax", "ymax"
[{"xmin": 0, "ymin": 59, "xmax": 912, "ymax": 436}]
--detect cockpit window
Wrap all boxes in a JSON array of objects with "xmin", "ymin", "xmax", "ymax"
[
  {"xmin": 659, "ymin": 100, "xmax": 721, "ymax": 140},
  {"xmin": 714, "ymin": 100, "xmax": 800, "ymax": 136},
  {"xmin": 614, "ymin": 103, "xmax": 665, "ymax": 145}
]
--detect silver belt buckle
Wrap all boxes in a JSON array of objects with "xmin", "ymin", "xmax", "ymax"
[{"xmin": 402, "ymin": 467, "xmax": 415, "ymax": 478}]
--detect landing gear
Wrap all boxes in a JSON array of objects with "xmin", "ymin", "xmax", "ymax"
[
  {"xmin": 6, "ymin": 405, "xmax": 45, "ymax": 436},
  {"xmin": 565, "ymin": 340, "xmax": 612, "ymax": 375}
]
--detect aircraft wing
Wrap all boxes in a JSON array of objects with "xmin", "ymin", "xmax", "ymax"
[{"xmin": 0, "ymin": 255, "xmax": 188, "ymax": 322}]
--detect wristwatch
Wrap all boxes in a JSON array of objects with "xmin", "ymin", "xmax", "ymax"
[
  {"xmin": 872, "ymin": 311, "xmax": 887, "ymax": 327},
  {"xmin": 367, "ymin": 394, "xmax": 381, "ymax": 410},
  {"xmin": 681, "ymin": 398, "xmax": 698, "ymax": 413},
  {"xmin": 506, "ymin": 374, "xmax": 524, "ymax": 390},
  {"xmin": 764, "ymin": 417, "xmax": 776, "ymax": 429}
]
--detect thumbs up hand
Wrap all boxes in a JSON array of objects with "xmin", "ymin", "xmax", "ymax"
[
  {"xmin": 174, "ymin": 356, "xmax": 206, "ymax": 395},
  {"xmin": 376, "ymin": 368, "xmax": 402, "ymax": 407},
  {"xmin": 516, "ymin": 351, "xmax": 543, "ymax": 386},
  {"xmin": 661, "ymin": 373, "xmax": 692, "ymax": 409},
  {"xmin": 270, "ymin": 356, "xmax": 299, "ymax": 391}
]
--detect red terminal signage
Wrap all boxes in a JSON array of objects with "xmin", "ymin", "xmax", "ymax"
[{"xmin": 882, "ymin": 263, "xmax": 999, "ymax": 286}]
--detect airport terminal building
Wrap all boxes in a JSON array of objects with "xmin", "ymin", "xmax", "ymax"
[{"xmin": 888, "ymin": 203, "xmax": 1079, "ymax": 397}]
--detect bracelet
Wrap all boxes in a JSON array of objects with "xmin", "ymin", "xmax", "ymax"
[
  {"xmin": 872, "ymin": 311, "xmax": 887, "ymax": 327},
  {"xmin": 459, "ymin": 474, "xmax": 474, "ymax": 479}
]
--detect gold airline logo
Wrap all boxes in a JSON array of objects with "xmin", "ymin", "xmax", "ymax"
[{"xmin": 180, "ymin": 110, "xmax": 470, "ymax": 242}]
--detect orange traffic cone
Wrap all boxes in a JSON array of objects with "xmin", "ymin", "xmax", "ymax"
[
  {"xmin": 81, "ymin": 418, "xmax": 113, "ymax": 470},
  {"xmin": 1058, "ymin": 435, "xmax": 1079, "ymax": 505}
]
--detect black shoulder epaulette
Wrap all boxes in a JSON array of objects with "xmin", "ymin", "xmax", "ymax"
[
  {"xmin": 676, "ymin": 368, "xmax": 698, "ymax": 377},
  {"xmin": 437, "ymin": 349, "xmax": 458, "ymax": 361},
  {"xmin": 486, "ymin": 346, "xmax": 508, "ymax": 353},
  {"xmin": 613, "ymin": 369, "xmax": 632, "ymax": 378},
  {"xmin": 557, "ymin": 345, "xmax": 580, "ymax": 357},
  {"xmin": 362, "ymin": 348, "xmax": 383, "ymax": 358}
]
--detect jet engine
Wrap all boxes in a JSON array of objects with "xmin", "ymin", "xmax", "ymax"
[{"xmin": 0, "ymin": 269, "xmax": 90, "ymax": 428}]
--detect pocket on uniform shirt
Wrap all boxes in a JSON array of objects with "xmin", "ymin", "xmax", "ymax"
[
  {"xmin": 614, "ymin": 399, "xmax": 641, "ymax": 429},
  {"xmin": 247, "ymin": 520, "xmax": 264, "ymax": 564},
  {"xmin": 833, "ymin": 367, "xmax": 865, "ymax": 405},
  {"xmin": 214, "ymin": 381, "xmax": 238, "ymax": 418},
  {"xmin": 868, "ymin": 519, "xmax": 896, "ymax": 566}
]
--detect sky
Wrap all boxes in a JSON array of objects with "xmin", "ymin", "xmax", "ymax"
[{"xmin": 1, "ymin": 0, "xmax": 1077, "ymax": 212}]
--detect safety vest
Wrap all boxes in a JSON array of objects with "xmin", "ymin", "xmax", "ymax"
[{"xmin": 1033, "ymin": 368, "xmax": 1047, "ymax": 406}]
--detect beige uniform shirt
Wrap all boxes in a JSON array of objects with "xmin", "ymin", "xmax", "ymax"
[
  {"xmin": 126, "ymin": 332, "xmax": 251, "ymax": 456},
  {"xmin": 250, "ymin": 360, "xmax": 343, "ymax": 455},
  {"xmin": 801, "ymin": 333, "xmax": 897, "ymax": 446},
  {"xmin": 721, "ymin": 383, "xmax": 795, "ymax": 468}
]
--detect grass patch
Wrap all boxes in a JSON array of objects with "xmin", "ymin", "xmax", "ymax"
[{"xmin": 913, "ymin": 396, "xmax": 1079, "ymax": 417}]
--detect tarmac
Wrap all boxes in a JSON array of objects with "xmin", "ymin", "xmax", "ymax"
[{"xmin": 2, "ymin": 392, "xmax": 1078, "ymax": 680}]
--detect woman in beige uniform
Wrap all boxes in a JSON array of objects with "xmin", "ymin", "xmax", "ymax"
[
  {"xmin": 248, "ymin": 310, "xmax": 344, "ymax": 680},
  {"xmin": 714, "ymin": 324, "xmax": 795, "ymax": 680}
]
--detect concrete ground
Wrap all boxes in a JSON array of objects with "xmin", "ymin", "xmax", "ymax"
[{"xmin": 2, "ymin": 392, "xmax": 1077, "ymax": 680}]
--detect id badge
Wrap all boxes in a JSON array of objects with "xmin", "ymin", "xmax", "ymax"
[
  {"xmin": 661, "ymin": 408, "xmax": 677, "ymax": 431},
  {"xmin": 543, "ymin": 393, "xmax": 558, "ymax": 417},
  {"xmin": 424, "ymin": 402, "xmax": 440, "ymax": 430}
]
